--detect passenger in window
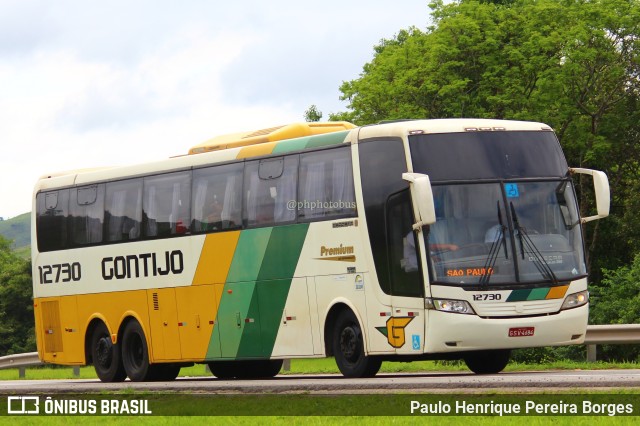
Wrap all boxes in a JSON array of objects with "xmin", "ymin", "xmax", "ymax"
[
  {"xmin": 204, "ymin": 198, "xmax": 223, "ymax": 231},
  {"xmin": 403, "ymin": 233, "xmax": 419, "ymax": 272},
  {"xmin": 403, "ymin": 229, "xmax": 459, "ymax": 273}
]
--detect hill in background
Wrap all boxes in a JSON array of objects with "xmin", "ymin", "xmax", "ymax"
[{"xmin": 0, "ymin": 213, "xmax": 30, "ymax": 257}]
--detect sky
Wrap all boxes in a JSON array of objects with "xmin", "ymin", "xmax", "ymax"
[{"xmin": 0, "ymin": 0, "xmax": 430, "ymax": 220}]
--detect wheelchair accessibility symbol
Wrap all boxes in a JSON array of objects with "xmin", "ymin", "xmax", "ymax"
[
  {"xmin": 505, "ymin": 183, "xmax": 520, "ymax": 198},
  {"xmin": 412, "ymin": 334, "xmax": 421, "ymax": 350}
]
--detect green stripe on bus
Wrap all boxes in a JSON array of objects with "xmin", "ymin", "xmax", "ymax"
[
  {"xmin": 258, "ymin": 224, "xmax": 309, "ymax": 280},
  {"xmin": 272, "ymin": 131, "xmax": 349, "ymax": 154},
  {"xmin": 214, "ymin": 281, "xmax": 259, "ymax": 358},
  {"xmin": 207, "ymin": 228, "xmax": 272, "ymax": 359},
  {"xmin": 254, "ymin": 224, "xmax": 309, "ymax": 356},
  {"xmin": 506, "ymin": 287, "xmax": 553, "ymax": 302},
  {"xmin": 226, "ymin": 227, "xmax": 273, "ymax": 283},
  {"xmin": 235, "ymin": 278, "xmax": 291, "ymax": 357},
  {"xmin": 528, "ymin": 287, "xmax": 550, "ymax": 300},
  {"xmin": 208, "ymin": 224, "xmax": 310, "ymax": 359},
  {"xmin": 233, "ymin": 282, "xmax": 262, "ymax": 357},
  {"xmin": 506, "ymin": 289, "xmax": 531, "ymax": 302},
  {"xmin": 271, "ymin": 137, "xmax": 310, "ymax": 154},
  {"xmin": 304, "ymin": 131, "xmax": 349, "ymax": 149}
]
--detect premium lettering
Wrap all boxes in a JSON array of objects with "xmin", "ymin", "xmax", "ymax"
[{"xmin": 320, "ymin": 244, "xmax": 354, "ymax": 257}]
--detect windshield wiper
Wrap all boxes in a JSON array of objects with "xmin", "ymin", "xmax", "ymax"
[
  {"xmin": 479, "ymin": 202, "xmax": 507, "ymax": 285},
  {"xmin": 509, "ymin": 202, "xmax": 525, "ymax": 260},
  {"xmin": 509, "ymin": 202, "xmax": 558, "ymax": 285}
]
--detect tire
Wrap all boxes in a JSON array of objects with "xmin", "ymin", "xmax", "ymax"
[
  {"xmin": 151, "ymin": 364, "xmax": 181, "ymax": 381},
  {"xmin": 208, "ymin": 361, "xmax": 238, "ymax": 379},
  {"xmin": 464, "ymin": 349, "xmax": 511, "ymax": 374},
  {"xmin": 236, "ymin": 360, "xmax": 283, "ymax": 379},
  {"xmin": 121, "ymin": 320, "xmax": 153, "ymax": 382},
  {"xmin": 332, "ymin": 310, "xmax": 382, "ymax": 378},
  {"xmin": 90, "ymin": 322, "xmax": 126, "ymax": 383},
  {"xmin": 259, "ymin": 360, "xmax": 283, "ymax": 378},
  {"xmin": 208, "ymin": 360, "xmax": 283, "ymax": 379}
]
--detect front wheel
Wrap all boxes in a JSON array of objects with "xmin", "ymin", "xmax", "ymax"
[
  {"xmin": 332, "ymin": 310, "xmax": 382, "ymax": 378},
  {"xmin": 464, "ymin": 349, "xmax": 511, "ymax": 374}
]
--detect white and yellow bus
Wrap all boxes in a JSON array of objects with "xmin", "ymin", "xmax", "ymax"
[{"xmin": 32, "ymin": 119, "xmax": 610, "ymax": 382}]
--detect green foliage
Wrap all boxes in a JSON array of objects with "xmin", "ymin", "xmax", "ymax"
[
  {"xmin": 332, "ymin": 0, "xmax": 640, "ymax": 363},
  {"xmin": 335, "ymin": 0, "xmax": 640, "ymax": 282},
  {"xmin": 591, "ymin": 255, "xmax": 640, "ymax": 324},
  {"xmin": 511, "ymin": 345, "xmax": 586, "ymax": 363},
  {"xmin": 304, "ymin": 104, "xmax": 323, "ymax": 122},
  {"xmin": 0, "ymin": 235, "xmax": 36, "ymax": 355},
  {"xmin": 587, "ymin": 254, "xmax": 640, "ymax": 361},
  {"xmin": 0, "ymin": 212, "xmax": 31, "ymax": 252}
]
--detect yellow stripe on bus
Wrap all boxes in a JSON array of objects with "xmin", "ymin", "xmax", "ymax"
[
  {"xmin": 192, "ymin": 231, "xmax": 241, "ymax": 285},
  {"xmin": 546, "ymin": 285, "xmax": 569, "ymax": 299},
  {"xmin": 236, "ymin": 143, "xmax": 276, "ymax": 159}
]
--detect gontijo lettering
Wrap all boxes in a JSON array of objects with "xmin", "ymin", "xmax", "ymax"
[{"xmin": 101, "ymin": 250, "xmax": 184, "ymax": 280}]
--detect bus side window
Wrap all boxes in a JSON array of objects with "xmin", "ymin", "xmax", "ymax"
[
  {"xmin": 244, "ymin": 156, "xmax": 298, "ymax": 227},
  {"xmin": 192, "ymin": 163, "xmax": 243, "ymax": 233},
  {"xmin": 143, "ymin": 172, "xmax": 191, "ymax": 238},
  {"xmin": 298, "ymin": 146, "xmax": 356, "ymax": 221},
  {"xmin": 387, "ymin": 190, "xmax": 423, "ymax": 298},
  {"xmin": 36, "ymin": 189, "xmax": 70, "ymax": 252},
  {"xmin": 105, "ymin": 179, "xmax": 142, "ymax": 242},
  {"xmin": 70, "ymin": 184, "xmax": 105, "ymax": 246}
]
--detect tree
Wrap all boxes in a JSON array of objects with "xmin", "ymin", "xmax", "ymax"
[
  {"xmin": 589, "ymin": 254, "xmax": 640, "ymax": 361},
  {"xmin": 333, "ymin": 0, "xmax": 640, "ymax": 281},
  {"xmin": 304, "ymin": 105, "xmax": 323, "ymax": 122},
  {"xmin": 0, "ymin": 235, "xmax": 35, "ymax": 355}
]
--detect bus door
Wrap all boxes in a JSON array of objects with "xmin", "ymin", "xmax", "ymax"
[{"xmin": 385, "ymin": 189, "xmax": 426, "ymax": 355}]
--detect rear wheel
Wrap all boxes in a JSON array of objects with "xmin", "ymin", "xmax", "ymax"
[
  {"xmin": 121, "ymin": 320, "xmax": 153, "ymax": 382},
  {"xmin": 91, "ymin": 322, "xmax": 126, "ymax": 383},
  {"xmin": 332, "ymin": 310, "xmax": 382, "ymax": 378},
  {"xmin": 464, "ymin": 349, "xmax": 511, "ymax": 374}
]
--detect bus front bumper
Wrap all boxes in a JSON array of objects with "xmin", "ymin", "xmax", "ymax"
[{"xmin": 424, "ymin": 304, "xmax": 588, "ymax": 353}]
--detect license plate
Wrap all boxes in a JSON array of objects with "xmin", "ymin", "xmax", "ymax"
[{"xmin": 508, "ymin": 327, "xmax": 535, "ymax": 337}]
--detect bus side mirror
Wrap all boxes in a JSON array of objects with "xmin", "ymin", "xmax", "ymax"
[
  {"xmin": 402, "ymin": 172, "xmax": 437, "ymax": 227},
  {"xmin": 570, "ymin": 168, "xmax": 610, "ymax": 223}
]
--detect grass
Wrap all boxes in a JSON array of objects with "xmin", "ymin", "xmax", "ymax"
[
  {"xmin": 5, "ymin": 416, "xmax": 638, "ymax": 426},
  {"xmin": 1, "ymin": 357, "xmax": 637, "ymax": 381},
  {"xmin": 2, "ymin": 360, "xmax": 639, "ymax": 423}
]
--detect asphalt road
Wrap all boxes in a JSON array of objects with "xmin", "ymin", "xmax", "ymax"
[{"xmin": 2, "ymin": 369, "xmax": 639, "ymax": 394}]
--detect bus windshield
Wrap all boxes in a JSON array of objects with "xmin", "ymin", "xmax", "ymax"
[{"xmin": 409, "ymin": 131, "xmax": 587, "ymax": 286}]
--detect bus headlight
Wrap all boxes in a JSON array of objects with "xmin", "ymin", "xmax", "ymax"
[
  {"xmin": 426, "ymin": 298, "xmax": 475, "ymax": 315},
  {"xmin": 561, "ymin": 290, "xmax": 589, "ymax": 310}
]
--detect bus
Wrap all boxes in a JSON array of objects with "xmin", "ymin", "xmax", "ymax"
[{"xmin": 31, "ymin": 119, "xmax": 609, "ymax": 382}]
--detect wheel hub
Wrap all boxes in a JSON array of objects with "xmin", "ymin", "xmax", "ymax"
[
  {"xmin": 340, "ymin": 326, "xmax": 358, "ymax": 360},
  {"xmin": 96, "ymin": 337, "xmax": 113, "ymax": 367}
]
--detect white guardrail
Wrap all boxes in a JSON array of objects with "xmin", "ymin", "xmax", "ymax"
[{"xmin": 0, "ymin": 325, "xmax": 638, "ymax": 377}]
